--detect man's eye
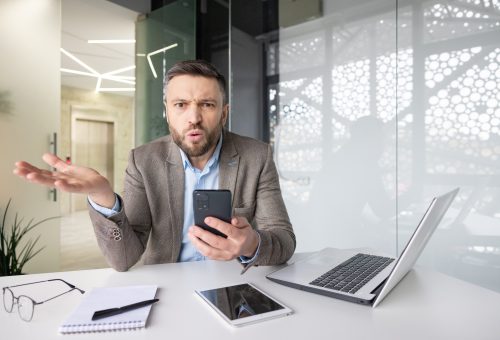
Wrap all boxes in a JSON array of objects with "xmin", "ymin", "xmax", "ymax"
[
  {"xmin": 202, "ymin": 103, "xmax": 215, "ymax": 108},
  {"xmin": 174, "ymin": 103, "xmax": 185, "ymax": 108}
]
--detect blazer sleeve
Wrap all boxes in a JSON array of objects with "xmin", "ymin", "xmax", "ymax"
[
  {"xmin": 88, "ymin": 149, "xmax": 152, "ymax": 271},
  {"xmin": 252, "ymin": 145, "xmax": 296, "ymax": 266}
]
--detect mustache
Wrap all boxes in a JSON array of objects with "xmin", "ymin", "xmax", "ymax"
[{"xmin": 183, "ymin": 124, "xmax": 205, "ymax": 133}]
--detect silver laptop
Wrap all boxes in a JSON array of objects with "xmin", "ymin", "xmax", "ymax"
[{"xmin": 267, "ymin": 188, "xmax": 459, "ymax": 307}]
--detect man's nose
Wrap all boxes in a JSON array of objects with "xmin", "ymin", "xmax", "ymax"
[{"xmin": 186, "ymin": 103, "xmax": 202, "ymax": 125}]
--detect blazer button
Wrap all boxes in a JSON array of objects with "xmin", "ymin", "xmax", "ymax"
[{"xmin": 114, "ymin": 236, "xmax": 122, "ymax": 241}]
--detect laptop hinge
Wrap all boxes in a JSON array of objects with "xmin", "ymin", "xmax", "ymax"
[{"xmin": 371, "ymin": 278, "xmax": 387, "ymax": 296}]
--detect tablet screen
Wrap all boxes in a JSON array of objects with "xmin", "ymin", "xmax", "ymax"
[{"xmin": 198, "ymin": 283, "xmax": 285, "ymax": 320}]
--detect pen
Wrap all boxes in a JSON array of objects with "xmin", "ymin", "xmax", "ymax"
[{"xmin": 92, "ymin": 298, "xmax": 159, "ymax": 321}]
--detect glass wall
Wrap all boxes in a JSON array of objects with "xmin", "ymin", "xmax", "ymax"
[
  {"xmin": 0, "ymin": 0, "xmax": 61, "ymax": 273},
  {"xmin": 397, "ymin": 0, "xmax": 500, "ymax": 292},
  {"xmin": 268, "ymin": 0, "xmax": 399, "ymax": 256},
  {"xmin": 135, "ymin": 0, "xmax": 196, "ymax": 145},
  {"xmin": 238, "ymin": 0, "xmax": 500, "ymax": 292}
]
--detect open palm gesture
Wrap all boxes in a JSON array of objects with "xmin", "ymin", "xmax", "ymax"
[{"xmin": 13, "ymin": 153, "xmax": 115, "ymax": 207}]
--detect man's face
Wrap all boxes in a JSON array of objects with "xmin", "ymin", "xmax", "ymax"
[{"xmin": 165, "ymin": 75, "xmax": 228, "ymax": 158}]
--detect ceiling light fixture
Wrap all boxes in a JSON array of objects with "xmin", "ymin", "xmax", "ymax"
[
  {"xmin": 97, "ymin": 87, "xmax": 135, "ymax": 92},
  {"xmin": 87, "ymin": 39, "xmax": 136, "ymax": 44},
  {"xmin": 145, "ymin": 43, "xmax": 178, "ymax": 78},
  {"xmin": 60, "ymin": 48, "xmax": 99, "ymax": 75},
  {"xmin": 60, "ymin": 48, "xmax": 135, "ymax": 92}
]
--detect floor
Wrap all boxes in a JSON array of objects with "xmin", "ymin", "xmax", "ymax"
[{"xmin": 60, "ymin": 210, "xmax": 109, "ymax": 271}]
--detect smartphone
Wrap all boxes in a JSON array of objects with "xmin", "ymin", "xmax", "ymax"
[{"xmin": 193, "ymin": 190, "xmax": 231, "ymax": 238}]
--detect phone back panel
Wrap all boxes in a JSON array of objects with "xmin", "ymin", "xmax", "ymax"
[{"xmin": 193, "ymin": 190, "xmax": 232, "ymax": 238}]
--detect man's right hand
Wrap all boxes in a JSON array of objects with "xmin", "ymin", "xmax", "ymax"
[{"xmin": 13, "ymin": 153, "xmax": 116, "ymax": 208}]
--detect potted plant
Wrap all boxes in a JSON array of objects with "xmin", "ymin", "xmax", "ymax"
[{"xmin": 0, "ymin": 199, "xmax": 56, "ymax": 276}]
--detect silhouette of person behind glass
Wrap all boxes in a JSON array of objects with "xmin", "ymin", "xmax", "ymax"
[{"xmin": 308, "ymin": 115, "xmax": 393, "ymax": 249}]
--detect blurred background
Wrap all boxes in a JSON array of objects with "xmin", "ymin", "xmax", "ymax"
[{"xmin": 0, "ymin": 0, "xmax": 498, "ymax": 293}]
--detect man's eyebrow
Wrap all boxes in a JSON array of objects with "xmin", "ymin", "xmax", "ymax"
[
  {"xmin": 199, "ymin": 98, "xmax": 217, "ymax": 102},
  {"xmin": 167, "ymin": 97, "xmax": 219, "ymax": 103}
]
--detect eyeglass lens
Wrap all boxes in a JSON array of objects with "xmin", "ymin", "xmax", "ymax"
[
  {"xmin": 2, "ymin": 288, "xmax": 35, "ymax": 322},
  {"xmin": 3, "ymin": 288, "xmax": 14, "ymax": 313},
  {"xmin": 17, "ymin": 295, "xmax": 35, "ymax": 322}
]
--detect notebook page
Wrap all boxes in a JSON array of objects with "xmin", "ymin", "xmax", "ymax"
[{"xmin": 59, "ymin": 285, "xmax": 158, "ymax": 334}]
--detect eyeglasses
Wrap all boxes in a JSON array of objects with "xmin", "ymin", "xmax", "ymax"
[{"xmin": 2, "ymin": 278, "xmax": 85, "ymax": 322}]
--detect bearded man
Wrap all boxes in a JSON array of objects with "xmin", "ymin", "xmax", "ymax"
[{"xmin": 14, "ymin": 60, "xmax": 296, "ymax": 272}]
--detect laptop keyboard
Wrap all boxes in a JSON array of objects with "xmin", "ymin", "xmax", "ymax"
[{"xmin": 309, "ymin": 253, "xmax": 394, "ymax": 294}]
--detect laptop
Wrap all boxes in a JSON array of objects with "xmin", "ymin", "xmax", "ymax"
[{"xmin": 266, "ymin": 188, "xmax": 459, "ymax": 307}]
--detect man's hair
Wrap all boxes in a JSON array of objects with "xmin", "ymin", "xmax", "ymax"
[{"xmin": 164, "ymin": 60, "xmax": 227, "ymax": 104}]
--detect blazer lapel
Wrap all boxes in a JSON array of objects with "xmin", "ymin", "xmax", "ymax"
[
  {"xmin": 165, "ymin": 139, "xmax": 184, "ymax": 261},
  {"xmin": 219, "ymin": 131, "xmax": 240, "ymax": 207}
]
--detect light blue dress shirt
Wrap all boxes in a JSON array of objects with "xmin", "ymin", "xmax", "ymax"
[{"xmin": 89, "ymin": 135, "xmax": 260, "ymax": 263}]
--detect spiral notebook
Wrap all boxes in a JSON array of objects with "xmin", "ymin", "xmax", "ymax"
[{"xmin": 59, "ymin": 285, "xmax": 158, "ymax": 334}]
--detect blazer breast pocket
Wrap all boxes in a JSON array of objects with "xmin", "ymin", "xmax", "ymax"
[{"xmin": 233, "ymin": 203, "xmax": 256, "ymax": 222}]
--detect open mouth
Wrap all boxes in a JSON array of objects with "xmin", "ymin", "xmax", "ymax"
[{"xmin": 186, "ymin": 129, "xmax": 204, "ymax": 142}]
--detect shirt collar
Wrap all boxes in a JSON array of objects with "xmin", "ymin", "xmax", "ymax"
[{"xmin": 179, "ymin": 133, "xmax": 223, "ymax": 171}]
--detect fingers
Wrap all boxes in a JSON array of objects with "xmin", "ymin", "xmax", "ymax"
[
  {"xmin": 42, "ymin": 153, "xmax": 69, "ymax": 172},
  {"xmin": 231, "ymin": 216, "xmax": 250, "ymax": 229},
  {"xmin": 13, "ymin": 159, "xmax": 81, "ymax": 190},
  {"xmin": 188, "ymin": 228, "xmax": 235, "ymax": 261},
  {"xmin": 14, "ymin": 161, "xmax": 50, "ymax": 177},
  {"xmin": 204, "ymin": 217, "xmax": 235, "ymax": 238},
  {"xmin": 24, "ymin": 172, "xmax": 59, "ymax": 187},
  {"xmin": 14, "ymin": 159, "xmax": 55, "ymax": 185},
  {"xmin": 189, "ymin": 217, "xmax": 258, "ymax": 260},
  {"xmin": 190, "ymin": 225, "xmax": 228, "ymax": 249},
  {"xmin": 53, "ymin": 180, "xmax": 85, "ymax": 193}
]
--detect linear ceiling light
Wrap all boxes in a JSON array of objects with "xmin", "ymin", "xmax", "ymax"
[
  {"xmin": 87, "ymin": 39, "xmax": 135, "ymax": 44},
  {"xmin": 60, "ymin": 48, "xmax": 99, "ymax": 75},
  {"xmin": 103, "ymin": 65, "xmax": 135, "ymax": 76},
  {"xmin": 60, "ymin": 48, "xmax": 135, "ymax": 92},
  {"xmin": 98, "ymin": 87, "xmax": 135, "ymax": 92},
  {"xmin": 146, "ymin": 43, "xmax": 178, "ymax": 78},
  {"xmin": 60, "ymin": 68, "xmax": 135, "ymax": 85}
]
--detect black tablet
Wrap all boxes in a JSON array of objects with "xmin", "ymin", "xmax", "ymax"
[{"xmin": 195, "ymin": 283, "xmax": 293, "ymax": 327}]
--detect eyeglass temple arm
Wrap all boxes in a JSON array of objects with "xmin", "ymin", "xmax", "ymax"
[
  {"xmin": 3, "ymin": 278, "xmax": 85, "ymax": 294},
  {"xmin": 36, "ymin": 287, "xmax": 84, "ymax": 305},
  {"xmin": 48, "ymin": 279, "xmax": 85, "ymax": 294}
]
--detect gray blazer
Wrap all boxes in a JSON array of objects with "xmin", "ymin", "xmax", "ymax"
[{"xmin": 88, "ymin": 131, "xmax": 296, "ymax": 271}]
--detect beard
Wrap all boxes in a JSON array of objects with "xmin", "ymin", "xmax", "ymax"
[{"xmin": 170, "ymin": 118, "xmax": 224, "ymax": 158}]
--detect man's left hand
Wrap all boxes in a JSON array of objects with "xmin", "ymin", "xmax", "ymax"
[{"xmin": 188, "ymin": 216, "xmax": 259, "ymax": 261}]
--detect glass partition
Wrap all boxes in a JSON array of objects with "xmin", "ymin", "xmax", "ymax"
[
  {"xmin": 0, "ymin": 0, "xmax": 61, "ymax": 273},
  {"xmin": 135, "ymin": 0, "xmax": 196, "ymax": 145},
  {"xmin": 256, "ymin": 0, "xmax": 500, "ymax": 292},
  {"xmin": 269, "ymin": 1, "xmax": 398, "ymax": 256},
  {"xmin": 396, "ymin": 0, "xmax": 500, "ymax": 292}
]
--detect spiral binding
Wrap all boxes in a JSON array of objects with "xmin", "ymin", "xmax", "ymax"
[{"xmin": 59, "ymin": 320, "xmax": 145, "ymax": 334}]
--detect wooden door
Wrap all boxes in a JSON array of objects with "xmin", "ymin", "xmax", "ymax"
[{"xmin": 72, "ymin": 118, "xmax": 114, "ymax": 211}]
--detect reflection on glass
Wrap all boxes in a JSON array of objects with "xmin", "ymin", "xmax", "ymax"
[
  {"xmin": 265, "ymin": 0, "xmax": 500, "ymax": 292},
  {"xmin": 135, "ymin": 0, "xmax": 196, "ymax": 145}
]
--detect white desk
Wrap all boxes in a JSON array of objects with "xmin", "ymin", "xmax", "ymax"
[{"xmin": 1, "ymin": 257, "xmax": 499, "ymax": 340}]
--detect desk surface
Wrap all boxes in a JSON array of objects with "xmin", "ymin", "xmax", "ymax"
[{"xmin": 1, "ymin": 257, "xmax": 499, "ymax": 340}]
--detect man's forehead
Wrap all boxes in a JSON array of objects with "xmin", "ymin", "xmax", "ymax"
[{"xmin": 166, "ymin": 75, "xmax": 221, "ymax": 96}]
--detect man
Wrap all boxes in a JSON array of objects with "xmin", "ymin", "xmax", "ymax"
[{"xmin": 14, "ymin": 60, "xmax": 295, "ymax": 272}]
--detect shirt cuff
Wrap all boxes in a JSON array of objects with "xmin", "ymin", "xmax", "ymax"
[
  {"xmin": 87, "ymin": 194, "xmax": 120, "ymax": 218},
  {"xmin": 239, "ymin": 231, "xmax": 261, "ymax": 264}
]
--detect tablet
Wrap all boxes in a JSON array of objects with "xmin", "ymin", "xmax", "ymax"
[{"xmin": 195, "ymin": 283, "xmax": 293, "ymax": 327}]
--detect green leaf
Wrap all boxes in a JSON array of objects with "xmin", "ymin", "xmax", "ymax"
[{"xmin": 0, "ymin": 199, "xmax": 58, "ymax": 276}]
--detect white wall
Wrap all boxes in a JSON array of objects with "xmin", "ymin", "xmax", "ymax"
[{"xmin": 0, "ymin": 0, "xmax": 61, "ymax": 273}]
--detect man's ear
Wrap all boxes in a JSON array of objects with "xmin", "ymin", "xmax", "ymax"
[
  {"xmin": 222, "ymin": 104, "xmax": 229, "ymax": 125},
  {"xmin": 164, "ymin": 101, "xmax": 169, "ymax": 124}
]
